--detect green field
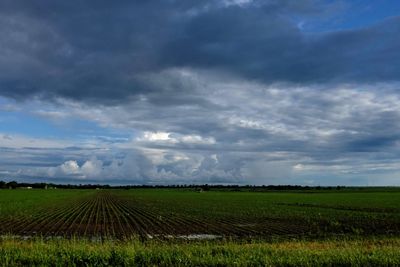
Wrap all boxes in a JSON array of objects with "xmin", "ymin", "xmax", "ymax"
[
  {"xmin": 1, "ymin": 188, "xmax": 400, "ymax": 265},
  {"xmin": 1, "ymin": 236, "xmax": 400, "ymax": 266}
]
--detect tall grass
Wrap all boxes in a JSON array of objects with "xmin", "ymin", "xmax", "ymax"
[{"xmin": 1, "ymin": 237, "xmax": 399, "ymax": 266}]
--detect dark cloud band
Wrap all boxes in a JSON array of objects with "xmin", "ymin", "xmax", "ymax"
[{"xmin": 0, "ymin": 1, "xmax": 399, "ymax": 103}]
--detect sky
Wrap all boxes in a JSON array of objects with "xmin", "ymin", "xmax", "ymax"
[{"xmin": 0, "ymin": 0, "xmax": 400, "ymax": 185}]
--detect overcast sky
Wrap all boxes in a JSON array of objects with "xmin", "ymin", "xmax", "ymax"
[{"xmin": 1, "ymin": 0, "xmax": 400, "ymax": 185}]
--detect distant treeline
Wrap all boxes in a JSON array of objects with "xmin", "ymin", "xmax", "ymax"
[{"xmin": 0, "ymin": 180, "xmax": 394, "ymax": 191}]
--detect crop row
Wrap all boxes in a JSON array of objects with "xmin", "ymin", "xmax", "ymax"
[{"xmin": 0, "ymin": 191, "xmax": 312, "ymax": 239}]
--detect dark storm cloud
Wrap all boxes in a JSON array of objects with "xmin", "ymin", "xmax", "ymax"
[
  {"xmin": 165, "ymin": 11, "xmax": 400, "ymax": 84},
  {"xmin": 0, "ymin": 0, "xmax": 399, "ymax": 103}
]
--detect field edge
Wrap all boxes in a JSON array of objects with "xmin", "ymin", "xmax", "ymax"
[{"xmin": 1, "ymin": 236, "xmax": 400, "ymax": 266}]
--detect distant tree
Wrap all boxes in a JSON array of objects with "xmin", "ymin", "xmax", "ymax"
[
  {"xmin": 201, "ymin": 184, "xmax": 210, "ymax": 191},
  {"xmin": 7, "ymin": 181, "xmax": 18, "ymax": 189}
]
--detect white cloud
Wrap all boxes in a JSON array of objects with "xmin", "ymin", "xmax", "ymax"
[
  {"xmin": 181, "ymin": 135, "xmax": 216, "ymax": 144},
  {"xmin": 140, "ymin": 131, "xmax": 175, "ymax": 142},
  {"xmin": 2, "ymin": 69, "xmax": 400, "ymax": 185},
  {"xmin": 60, "ymin": 160, "xmax": 80, "ymax": 174},
  {"xmin": 137, "ymin": 131, "xmax": 216, "ymax": 145},
  {"xmin": 81, "ymin": 158, "xmax": 103, "ymax": 177}
]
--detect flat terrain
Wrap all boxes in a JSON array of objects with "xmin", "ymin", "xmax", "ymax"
[
  {"xmin": 1, "ymin": 188, "xmax": 400, "ymax": 266},
  {"xmin": 1, "ymin": 188, "xmax": 400, "ymax": 239}
]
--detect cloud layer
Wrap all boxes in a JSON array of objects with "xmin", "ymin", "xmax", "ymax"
[
  {"xmin": 0, "ymin": 0, "xmax": 399, "ymax": 103},
  {"xmin": 0, "ymin": 1, "xmax": 400, "ymax": 185}
]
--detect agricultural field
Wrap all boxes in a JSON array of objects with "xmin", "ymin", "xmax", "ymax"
[
  {"xmin": 1, "ymin": 188, "xmax": 400, "ymax": 239},
  {"xmin": 1, "ymin": 188, "xmax": 400, "ymax": 266}
]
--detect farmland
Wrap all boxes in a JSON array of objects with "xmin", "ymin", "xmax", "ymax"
[
  {"xmin": 1, "ymin": 188, "xmax": 400, "ymax": 239},
  {"xmin": 1, "ymin": 188, "xmax": 400, "ymax": 265}
]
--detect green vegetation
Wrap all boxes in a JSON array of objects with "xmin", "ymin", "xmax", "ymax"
[
  {"xmin": 117, "ymin": 189, "xmax": 400, "ymax": 237},
  {"xmin": 0, "ymin": 189, "xmax": 93, "ymax": 217},
  {"xmin": 118, "ymin": 188, "xmax": 400, "ymax": 220},
  {"xmin": 1, "ymin": 188, "xmax": 400, "ymax": 265},
  {"xmin": 1, "ymin": 188, "xmax": 400, "ymax": 238},
  {"xmin": 1, "ymin": 237, "xmax": 399, "ymax": 266}
]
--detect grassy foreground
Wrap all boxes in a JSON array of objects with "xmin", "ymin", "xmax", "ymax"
[{"xmin": 1, "ymin": 237, "xmax": 400, "ymax": 266}]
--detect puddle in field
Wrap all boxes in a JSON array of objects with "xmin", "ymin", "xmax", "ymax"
[
  {"xmin": 147, "ymin": 234, "xmax": 222, "ymax": 240},
  {"xmin": 177, "ymin": 234, "xmax": 221, "ymax": 240}
]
